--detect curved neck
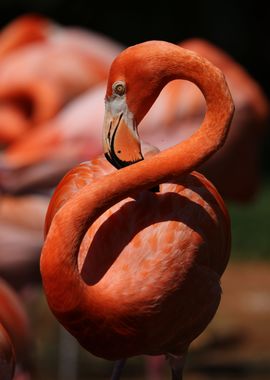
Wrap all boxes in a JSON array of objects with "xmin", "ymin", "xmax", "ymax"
[
  {"xmin": 41, "ymin": 43, "xmax": 234, "ymax": 322},
  {"xmin": 136, "ymin": 44, "xmax": 235, "ymax": 182},
  {"xmin": 106, "ymin": 42, "xmax": 234, "ymax": 179},
  {"xmin": 145, "ymin": 45, "xmax": 235, "ymax": 152}
]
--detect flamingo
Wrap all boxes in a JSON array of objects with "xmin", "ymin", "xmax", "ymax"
[
  {"xmin": 0, "ymin": 194, "xmax": 49, "ymax": 289},
  {"xmin": 40, "ymin": 40, "xmax": 234, "ymax": 379},
  {"xmin": 0, "ymin": 323, "xmax": 15, "ymax": 380},
  {"xmin": 0, "ymin": 14, "xmax": 50, "ymax": 59},
  {"xmin": 0, "ymin": 278, "xmax": 32, "ymax": 379},
  {"xmin": 0, "ymin": 15, "xmax": 122, "ymax": 144},
  {"xmin": 0, "ymin": 85, "xmax": 105, "ymax": 193}
]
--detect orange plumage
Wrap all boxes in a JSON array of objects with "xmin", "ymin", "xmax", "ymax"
[{"xmin": 41, "ymin": 41, "xmax": 234, "ymax": 378}]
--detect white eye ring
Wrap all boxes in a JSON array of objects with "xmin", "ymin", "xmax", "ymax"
[{"xmin": 112, "ymin": 81, "xmax": 126, "ymax": 96}]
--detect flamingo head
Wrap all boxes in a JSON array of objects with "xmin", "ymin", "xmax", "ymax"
[
  {"xmin": 103, "ymin": 41, "xmax": 174, "ymax": 170},
  {"xmin": 103, "ymin": 78, "xmax": 143, "ymax": 169}
]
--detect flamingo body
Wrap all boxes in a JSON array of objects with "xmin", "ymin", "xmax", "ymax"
[{"xmin": 44, "ymin": 156, "xmax": 230, "ymax": 360}]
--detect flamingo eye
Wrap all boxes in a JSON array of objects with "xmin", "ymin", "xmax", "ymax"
[{"xmin": 113, "ymin": 81, "xmax": 126, "ymax": 96}]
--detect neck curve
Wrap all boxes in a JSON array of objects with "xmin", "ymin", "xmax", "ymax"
[{"xmin": 40, "ymin": 41, "xmax": 234, "ymax": 328}]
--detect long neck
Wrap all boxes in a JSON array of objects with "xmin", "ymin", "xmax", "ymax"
[
  {"xmin": 40, "ymin": 45, "xmax": 234, "ymax": 322},
  {"xmin": 130, "ymin": 43, "xmax": 234, "ymax": 187}
]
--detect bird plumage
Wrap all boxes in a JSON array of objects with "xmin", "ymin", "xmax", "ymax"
[
  {"xmin": 41, "ymin": 40, "xmax": 234, "ymax": 377},
  {"xmin": 44, "ymin": 157, "xmax": 230, "ymax": 361}
]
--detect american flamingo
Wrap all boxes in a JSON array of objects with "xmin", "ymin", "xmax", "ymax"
[
  {"xmin": 0, "ymin": 16, "xmax": 122, "ymax": 144},
  {"xmin": 40, "ymin": 41, "xmax": 234, "ymax": 379},
  {"xmin": 0, "ymin": 323, "xmax": 15, "ymax": 380}
]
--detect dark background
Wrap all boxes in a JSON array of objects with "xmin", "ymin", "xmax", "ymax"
[
  {"xmin": 0, "ymin": 0, "xmax": 269, "ymax": 95},
  {"xmin": 1, "ymin": 0, "xmax": 269, "ymax": 173}
]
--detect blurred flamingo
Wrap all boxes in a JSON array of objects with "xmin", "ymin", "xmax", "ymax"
[
  {"xmin": 0, "ymin": 194, "xmax": 49, "ymax": 289},
  {"xmin": 0, "ymin": 191, "xmax": 81, "ymax": 380},
  {"xmin": 40, "ymin": 41, "xmax": 234, "ymax": 379},
  {"xmin": 0, "ymin": 323, "xmax": 15, "ymax": 380},
  {"xmin": 0, "ymin": 278, "xmax": 32, "ymax": 379},
  {"xmin": 1, "ymin": 39, "xmax": 267, "ymax": 203},
  {"xmin": 0, "ymin": 15, "xmax": 122, "ymax": 144},
  {"xmin": 0, "ymin": 85, "xmax": 105, "ymax": 193},
  {"xmin": 0, "ymin": 14, "xmax": 50, "ymax": 59}
]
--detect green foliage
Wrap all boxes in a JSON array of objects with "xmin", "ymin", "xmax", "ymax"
[{"xmin": 229, "ymin": 180, "xmax": 270, "ymax": 260}]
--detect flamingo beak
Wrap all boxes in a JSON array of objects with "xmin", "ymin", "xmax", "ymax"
[{"xmin": 103, "ymin": 105, "xmax": 143, "ymax": 170}]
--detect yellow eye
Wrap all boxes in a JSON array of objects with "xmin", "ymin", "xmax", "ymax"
[{"xmin": 113, "ymin": 81, "xmax": 126, "ymax": 96}]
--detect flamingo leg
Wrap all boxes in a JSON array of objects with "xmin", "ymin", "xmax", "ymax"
[
  {"xmin": 145, "ymin": 355, "xmax": 165, "ymax": 380},
  {"xmin": 58, "ymin": 326, "xmax": 79, "ymax": 380},
  {"xmin": 167, "ymin": 353, "xmax": 186, "ymax": 380},
  {"xmin": 171, "ymin": 367, "xmax": 183, "ymax": 380},
  {"xmin": 110, "ymin": 359, "xmax": 126, "ymax": 380}
]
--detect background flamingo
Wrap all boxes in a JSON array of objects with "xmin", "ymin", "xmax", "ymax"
[
  {"xmin": 0, "ymin": 85, "xmax": 105, "ymax": 193},
  {"xmin": 0, "ymin": 278, "xmax": 32, "ymax": 379},
  {"xmin": 0, "ymin": 14, "xmax": 50, "ymax": 59},
  {"xmin": 0, "ymin": 14, "xmax": 122, "ymax": 144},
  {"xmin": 0, "ymin": 323, "xmax": 15, "ymax": 380},
  {"xmin": 0, "ymin": 194, "xmax": 49, "ymax": 289},
  {"xmin": 41, "ymin": 40, "xmax": 234, "ymax": 379}
]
